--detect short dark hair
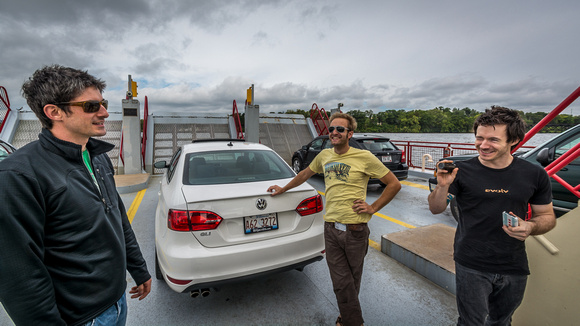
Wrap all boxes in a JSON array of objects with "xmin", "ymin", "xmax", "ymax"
[
  {"xmin": 329, "ymin": 112, "xmax": 357, "ymax": 131},
  {"xmin": 21, "ymin": 65, "xmax": 106, "ymax": 129},
  {"xmin": 473, "ymin": 106, "xmax": 526, "ymax": 150}
]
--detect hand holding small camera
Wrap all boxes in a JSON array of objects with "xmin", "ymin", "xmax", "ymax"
[{"xmin": 436, "ymin": 160, "xmax": 458, "ymax": 187}]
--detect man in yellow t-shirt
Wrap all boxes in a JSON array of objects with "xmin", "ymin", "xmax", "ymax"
[{"xmin": 267, "ymin": 112, "xmax": 401, "ymax": 326}]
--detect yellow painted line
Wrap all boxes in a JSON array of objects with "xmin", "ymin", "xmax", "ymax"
[
  {"xmin": 401, "ymin": 180, "xmax": 429, "ymax": 190},
  {"xmin": 127, "ymin": 189, "xmax": 146, "ymax": 224},
  {"xmin": 374, "ymin": 212, "xmax": 416, "ymax": 229},
  {"xmin": 369, "ymin": 239, "xmax": 381, "ymax": 251}
]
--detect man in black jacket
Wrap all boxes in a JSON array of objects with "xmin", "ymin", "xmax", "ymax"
[{"xmin": 0, "ymin": 65, "xmax": 152, "ymax": 325}]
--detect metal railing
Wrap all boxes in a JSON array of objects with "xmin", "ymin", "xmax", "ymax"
[
  {"xmin": 310, "ymin": 103, "xmax": 329, "ymax": 136},
  {"xmin": 391, "ymin": 140, "xmax": 536, "ymax": 171},
  {"xmin": 232, "ymin": 100, "xmax": 243, "ymax": 139},
  {"xmin": 0, "ymin": 86, "xmax": 12, "ymax": 135},
  {"xmin": 513, "ymin": 86, "xmax": 580, "ymax": 199}
]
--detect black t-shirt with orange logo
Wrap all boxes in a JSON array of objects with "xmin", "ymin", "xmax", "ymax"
[{"xmin": 449, "ymin": 157, "xmax": 552, "ymax": 275}]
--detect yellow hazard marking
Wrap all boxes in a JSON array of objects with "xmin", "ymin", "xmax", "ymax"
[
  {"xmin": 374, "ymin": 212, "xmax": 416, "ymax": 229},
  {"xmin": 369, "ymin": 239, "xmax": 381, "ymax": 251},
  {"xmin": 401, "ymin": 180, "xmax": 429, "ymax": 190},
  {"xmin": 127, "ymin": 189, "xmax": 146, "ymax": 224}
]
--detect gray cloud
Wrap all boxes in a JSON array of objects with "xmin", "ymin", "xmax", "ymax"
[{"xmin": 1, "ymin": 0, "xmax": 578, "ymax": 117}]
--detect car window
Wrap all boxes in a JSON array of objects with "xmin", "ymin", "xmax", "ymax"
[
  {"xmin": 184, "ymin": 150, "xmax": 295, "ymax": 185},
  {"xmin": 167, "ymin": 148, "xmax": 182, "ymax": 183},
  {"xmin": 356, "ymin": 139, "xmax": 397, "ymax": 151},
  {"xmin": 323, "ymin": 139, "xmax": 333, "ymax": 149},
  {"xmin": 554, "ymin": 134, "xmax": 580, "ymax": 165},
  {"xmin": 309, "ymin": 138, "xmax": 325, "ymax": 151}
]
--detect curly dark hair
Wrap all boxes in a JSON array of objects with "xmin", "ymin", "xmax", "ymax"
[
  {"xmin": 21, "ymin": 65, "xmax": 106, "ymax": 129},
  {"xmin": 473, "ymin": 106, "xmax": 526, "ymax": 150}
]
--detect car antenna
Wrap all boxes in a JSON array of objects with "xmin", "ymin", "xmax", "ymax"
[{"xmin": 227, "ymin": 141, "xmax": 234, "ymax": 147}]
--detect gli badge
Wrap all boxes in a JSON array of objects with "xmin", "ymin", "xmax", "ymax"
[{"xmin": 256, "ymin": 198, "xmax": 267, "ymax": 210}]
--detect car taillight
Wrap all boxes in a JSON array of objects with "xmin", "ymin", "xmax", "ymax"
[
  {"xmin": 168, "ymin": 209, "xmax": 223, "ymax": 231},
  {"xmin": 296, "ymin": 194, "xmax": 323, "ymax": 216},
  {"xmin": 401, "ymin": 149, "xmax": 406, "ymax": 164},
  {"xmin": 166, "ymin": 275, "xmax": 192, "ymax": 285}
]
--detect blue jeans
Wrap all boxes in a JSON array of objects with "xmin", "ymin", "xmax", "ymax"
[
  {"xmin": 83, "ymin": 293, "xmax": 127, "ymax": 326},
  {"xmin": 455, "ymin": 263, "xmax": 527, "ymax": 326}
]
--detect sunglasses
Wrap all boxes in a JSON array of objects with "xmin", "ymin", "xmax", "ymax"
[
  {"xmin": 55, "ymin": 100, "xmax": 108, "ymax": 113},
  {"xmin": 328, "ymin": 126, "xmax": 350, "ymax": 133}
]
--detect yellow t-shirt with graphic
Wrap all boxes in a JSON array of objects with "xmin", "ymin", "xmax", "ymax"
[{"xmin": 309, "ymin": 147, "xmax": 390, "ymax": 224}]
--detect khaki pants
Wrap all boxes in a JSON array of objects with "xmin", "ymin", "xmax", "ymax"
[{"xmin": 324, "ymin": 222, "xmax": 370, "ymax": 326}]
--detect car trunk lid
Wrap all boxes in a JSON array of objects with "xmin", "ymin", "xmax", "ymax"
[{"xmin": 181, "ymin": 180, "xmax": 322, "ymax": 248}]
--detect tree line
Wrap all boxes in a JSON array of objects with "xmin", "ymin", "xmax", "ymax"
[{"xmin": 284, "ymin": 107, "xmax": 579, "ymax": 133}]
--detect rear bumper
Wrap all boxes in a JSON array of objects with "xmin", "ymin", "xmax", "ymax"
[
  {"xmin": 182, "ymin": 255, "xmax": 324, "ymax": 292},
  {"xmin": 157, "ymin": 221, "xmax": 325, "ymax": 293}
]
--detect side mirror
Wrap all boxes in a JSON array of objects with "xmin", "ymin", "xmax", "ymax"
[
  {"xmin": 535, "ymin": 148, "xmax": 552, "ymax": 167},
  {"xmin": 154, "ymin": 160, "xmax": 168, "ymax": 169},
  {"xmin": 302, "ymin": 145, "xmax": 308, "ymax": 150}
]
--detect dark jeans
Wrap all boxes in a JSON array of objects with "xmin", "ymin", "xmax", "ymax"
[
  {"xmin": 455, "ymin": 262, "xmax": 527, "ymax": 326},
  {"xmin": 324, "ymin": 222, "xmax": 370, "ymax": 326}
]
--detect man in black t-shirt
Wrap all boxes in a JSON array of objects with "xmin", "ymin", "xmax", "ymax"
[{"xmin": 428, "ymin": 106, "xmax": 556, "ymax": 326}]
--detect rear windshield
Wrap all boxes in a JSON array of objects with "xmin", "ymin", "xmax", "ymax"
[
  {"xmin": 355, "ymin": 139, "xmax": 397, "ymax": 151},
  {"xmin": 183, "ymin": 149, "xmax": 295, "ymax": 185}
]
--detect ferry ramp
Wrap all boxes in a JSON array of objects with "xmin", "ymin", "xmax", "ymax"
[
  {"xmin": 146, "ymin": 113, "xmax": 316, "ymax": 173},
  {"xmin": 146, "ymin": 113, "xmax": 231, "ymax": 174},
  {"xmin": 258, "ymin": 114, "xmax": 316, "ymax": 165}
]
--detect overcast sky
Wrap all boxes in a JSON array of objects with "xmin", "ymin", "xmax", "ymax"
[{"xmin": 1, "ymin": 0, "xmax": 579, "ymax": 116}]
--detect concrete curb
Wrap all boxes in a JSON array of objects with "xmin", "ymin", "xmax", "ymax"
[{"xmin": 114, "ymin": 173, "xmax": 150, "ymax": 194}]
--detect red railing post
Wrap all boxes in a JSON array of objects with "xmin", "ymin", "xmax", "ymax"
[
  {"xmin": 513, "ymin": 86, "xmax": 580, "ymax": 153},
  {"xmin": 141, "ymin": 96, "xmax": 148, "ymax": 169},
  {"xmin": 232, "ymin": 100, "xmax": 244, "ymax": 139},
  {"xmin": 0, "ymin": 86, "xmax": 12, "ymax": 135},
  {"xmin": 310, "ymin": 103, "xmax": 330, "ymax": 136}
]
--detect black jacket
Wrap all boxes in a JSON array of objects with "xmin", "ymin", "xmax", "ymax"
[{"xmin": 0, "ymin": 129, "xmax": 151, "ymax": 325}]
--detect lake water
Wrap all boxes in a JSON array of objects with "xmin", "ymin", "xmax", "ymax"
[
  {"xmin": 378, "ymin": 132, "xmax": 558, "ymax": 147},
  {"xmin": 373, "ymin": 132, "xmax": 560, "ymax": 169}
]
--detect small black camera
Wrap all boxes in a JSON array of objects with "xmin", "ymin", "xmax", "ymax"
[{"xmin": 437, "ymin": 162, "xmax": 457, "ymax": 172}]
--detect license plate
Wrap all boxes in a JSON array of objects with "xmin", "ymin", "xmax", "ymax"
[
  {"xmin": 381, "ymin": 155, "xmax": 392, "ymax": 163},
  {"xmin": 244, "ymin": 213, "xmax": 278, "ymax": 234}
]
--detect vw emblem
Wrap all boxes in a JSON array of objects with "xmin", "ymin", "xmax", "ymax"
[{"xmin": 256, "ymin": 198, "xmax": 267, "ymax": 210}]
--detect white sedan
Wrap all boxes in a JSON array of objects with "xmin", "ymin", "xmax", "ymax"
[{"xmin": 153, "ymin": 139, "xmax": 325, "ymax": 295}]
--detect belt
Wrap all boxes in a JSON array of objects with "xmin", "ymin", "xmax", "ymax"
[{"xmin": 325, "ymin": 221, "xmax": 366, "ymax": 231}]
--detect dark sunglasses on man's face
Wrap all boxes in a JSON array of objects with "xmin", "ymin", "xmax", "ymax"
[
  {"xmin": 55, "ymin": 100, "xmax": 108, "ymax": 113},
  {"xmin": 328, "ymin": 126, "xmax": 350, "ymax": 133}
]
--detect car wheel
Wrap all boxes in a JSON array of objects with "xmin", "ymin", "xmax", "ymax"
[
  {"xmin": 292, "ymin": 157, "xmax": 302, "ymax": 174},
  {"xmin": 155, "ymin": 249, "xmax": 164, "ymax": 280},
  {"xmin": 449, "ymin": 196, "xmax": 460, "ymax": 222}
]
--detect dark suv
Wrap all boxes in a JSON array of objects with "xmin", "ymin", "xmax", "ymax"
[
  {"xmin": 291, "ymin": 133, "xmax": 408, "ymax": 183},
  {"xmin": 429, "ymin": 124, "xmax": 580, "ymax": 219}
]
